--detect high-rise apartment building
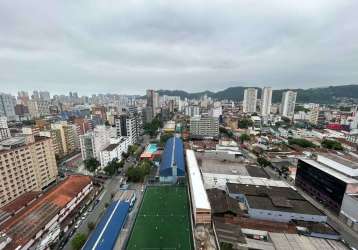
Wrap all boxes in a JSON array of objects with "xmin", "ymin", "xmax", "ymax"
[
  {"xmin": 93, "ymin": 125, "xmax": 117, "ymax": 159},
  {"xmin": 184, "ymin": 106, "xmax": 200, "ymax": 117},
  {"xmin": 115, "ymin": 114, "xmax": 140, "ymax": 145},
  {"xmin": 243, "ymin": 88, "xmax": 257, "ymax": 113},
  {"xmin": 261, "ymin": 87, "xmax": 272, "ymax": 116},
  {"xmin": 146, "ymin": 89, "xmax": 159, "ymax": 117},
  {"xmin": 280, "ymin": 91, "xmax": 297, "ymax": 118},
  {"xmin": 0, "ymin": 135, "xmax": 58, "ymax": 207},
  {"xmin": 0, "ymin": 116, "xmax": 11, "ymax": 141},
  {"xmin": 17, "ymin": 91, "xmax": 30, "ymax": 105},
  {"xmin": 27, "ymin": 100, "xmax": 51, "ymax": 118},
  {"xmin": 39, "ymin": 91, "xmax": 51, "ymax": 101},
  {"xmin": 190, "ymin": 115, "xmax": 219, "ymax": 139},
  {"xmin": 79, "ymin": 132, "xmax": 95, "ymax": 160},
  {"xmin": 0, "ymin": 93, "xmax": 17, "ymax": 121},
  {"xmin": 50, "ymin": 122, "xmax": 79, "ymax": 158}
]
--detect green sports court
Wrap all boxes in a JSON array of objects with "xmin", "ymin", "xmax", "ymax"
[{"xmin": 126, "ymin": 186, "xmax": 193, "ymax": 250}]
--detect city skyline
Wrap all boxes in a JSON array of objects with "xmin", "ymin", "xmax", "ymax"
[{"xmin": 1, "ymin": 0, "xmax": 358, "ymax": 95}]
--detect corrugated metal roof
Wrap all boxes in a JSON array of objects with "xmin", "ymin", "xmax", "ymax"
[
  {"xmin": 159, "ymin": 137, "xmax": 185, "ymax": 177},
  {"xmin": 186, "ymin": 150, "xmax": 211, "ymax": 210},
  {"xmin": 83, "ymin": 201, "xmax": 130, "ymax": 250}
]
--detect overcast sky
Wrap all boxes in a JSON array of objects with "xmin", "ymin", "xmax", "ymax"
[{"xmin": 0, "ymin": 0, "xmax": 357, "ymax": 96}]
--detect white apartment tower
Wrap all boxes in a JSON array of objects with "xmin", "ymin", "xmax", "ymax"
[
  {"xmin": 280, "ymin": 91, "xmax": 297, "ymax": 118},
  {"xmin": 261, "ymin": 87, "xmax": 272, "ymax": 116},
  {"xmin": 243, "ymin": 88, "xmax": 257, "ymax": 113}
]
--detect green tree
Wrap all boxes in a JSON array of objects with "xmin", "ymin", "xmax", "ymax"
[
  {"xmin": 87, "ymin": 222, "xmax": 95, "ymax": 232},
  {"xmin": 84, "ymin": 158, "xmax": 100, "ymax": 172},
  {"xmin": 127, "ymin": 160, "xmax": 152, "ymax": 182},
  {"xmin": 144, "ymin": 117, "xmax": 161, "ymax": 136},
  {"xmin": 219, "ymin": 127, "xmax": 234, "ymax": 138},
  {"xmin": 257, "ymin": 157, "xmax": 271, "ymax": 167},
  {"xmin": 103, "ymin": 158, "xmax": 124, "ymax": 176},
  {"xmin": 239, "ymin": 133, "xmax": 250, "ymax": 143},
  {"xmin": 288, "ymin": 138, "xmax": 316, "ymax": 148},
  {"xmin": 321, "ymin": 139, "xmax": 343, "ymax": 150},
  {"xmin": 159, "ymin": 133, "xmax": 174, "ymax": 147},
  {"xmin": 220, "ymin": 242, "xmax": 234, "ymax": 250},
  {"xmin": 238, "ymin": 118, "xmax": 253, "ymax": 129},
  {"xmin": 71, "ymin": 233, "xmax": 87, "ymax": 250}
]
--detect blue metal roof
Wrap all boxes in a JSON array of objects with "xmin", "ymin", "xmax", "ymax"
[
  {"xmin": 83, "ymin": 201, "xmax": 130, "ymax": 250},
  {"xmin": 159, "ymin": 137, "xmax": 185, "ymax": 177}
]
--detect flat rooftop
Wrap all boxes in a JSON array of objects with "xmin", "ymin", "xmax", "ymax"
[
  {"xmin": 269, "ymin": 232, "xmax": 349, "ymax": 250},
  {"xmin": 227, "ymin": 183, "xmax": 323, "ymax": 216},
  {"xmin": 198, "ymin": 156, "xmax": 249, "ymax": 175},
  {"xmin": 103, "ymin": 143, "xmax": 119, "ymax": 151},
  {"xmin": 0, "ymin": 175, "xmax": 91, "ymax": 250},
  {"xmin": 299, "ymin": 158, "xmax": 358, "ymax": 184},
  {"xmin": 319, "ymin": 152, "xmax": 358, "ymax": 169},
  {"xmin": 202, "ymin": 173, "xmax": 289, "ymax": 190}
]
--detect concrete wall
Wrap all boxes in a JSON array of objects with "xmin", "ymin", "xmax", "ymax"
[
  {"xmin": 248, "ymin": 208, "xmax": 327, "ymax": 223},
  {"xmin": 339, "ymin": 194, "xmax": 358, "ymax": 232}
]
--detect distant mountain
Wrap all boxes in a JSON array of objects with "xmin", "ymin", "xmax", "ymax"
[{"xmin": 157, "ymin": 84, "xmax": 358, "ymax": 104}]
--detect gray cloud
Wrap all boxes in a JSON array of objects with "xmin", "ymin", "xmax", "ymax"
[{"xmin": 0, "ymin": 0, "xmax": 357, "ymax": 95}]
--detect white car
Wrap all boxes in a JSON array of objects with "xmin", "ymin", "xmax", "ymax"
[{"xmin": 74, "ymin": 220, "xmax": 82, "ymax": 229}]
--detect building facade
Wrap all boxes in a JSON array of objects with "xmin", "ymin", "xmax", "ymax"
[
  {"xmin": 0, "ymin": 93, "xmax": 17, "ymax": 121},
  {"xmin": 0, "ymin": 136, "xmax": 58, "ymax": 207},
  {"xmin": 261, "ymin": 87, "xmax": 272, "ymax": 116},
  {"xmin": 243, "ymin": 88, "xmax": 257, "ymax": 113},
  {"xmin": 280, "ymin": 91, "xmax": 297, "ymax": 118},
  {"xmin": 190, "ymin": 115, "xmax": 219, "ymax": 139}
]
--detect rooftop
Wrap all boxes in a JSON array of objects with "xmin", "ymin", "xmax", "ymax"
[
  {"xmin": 227, "ymin": 183, "xmax": 323, "ymax": 216},
  {"xmin": 159, "ymin": 137, "xmax": 185, "ymax": 177},
  {"xmin": 83, "ymin": 201, "xmax": 130, "ymax": 250},
  {"xmin": 103, "ymin": 143, "xmax": 119, "ymax": 151},
  {"xmin": 0, "ymin": 175, "xmax": 91, "ymax": 249},
  {"xmin": 207, "ymin": 188, "xmax": 242, "ymax": 216},
  {"xmin": 299, "ymin": 158, "xmax": 358, "ymax": 184},
  {"xmin": 202, "ymin": 173, "xmax": 289, "ymax": 190},
  {"xmin": 186, "ymin": 150, "xmax": 211, "ymax": 210},
  {"xmin": 318, "ymin": 152, "xmax": 358, "ymax": 170},
  {"xmin": 269, "ymin": 232, "xmax": 348, "ymax": 250}
]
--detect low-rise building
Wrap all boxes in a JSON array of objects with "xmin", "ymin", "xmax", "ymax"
[
  {"xmin": 227, "ymin": 183, "xmax": 326, "ymax": 223},
  {"xmin": 0, "ymin": 176, "xmax": 92, "ymax": 250},
  {"xmin": 186, "ymin": 150, "xmax": 211, "ymax": 225},
  {"xmin": 99, "ymin": 137, "xmax": 129, "ymax": 167}
]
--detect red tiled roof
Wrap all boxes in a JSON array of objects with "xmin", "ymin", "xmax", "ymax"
[{"xmin": 1, "ymin": 175, "xmax": 92, "ymax": 249}]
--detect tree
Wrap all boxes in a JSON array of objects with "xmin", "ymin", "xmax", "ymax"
[
  {"xmin": 84, "ymin": 158, "xmax": 100, "ymax": 172},
  {"xmin": 104, "ymin": 120, "xmax": 110, "ymax": 126},
  {"xmin": 87, "ymin": 222, "xmax": 95, "ymax": 232},
  {"xmin": 71, "ymin": 233, "xmax": 87, "ymax": 250},
  {"xmin": 103, "ymin": 158, "xmax": 124, "ymax": 176},
  {"xmin": 159, "ymin": 133, "xmax": 174, "ymax": 147},
  {"xmin": 257, "ymin": 157, "xmax": 271, "ymax": 167},
  {"xmin": 219, "ymin": 127, "xmax": 234, "ymax": 138},
  {"xmin": 238, "ymin": 118, "xmax": 253, "ymax": 129},
  {"xmin": 144, "ymin": 117, "xmax": 161, "ymax": 136},
  {"xmin": 321, "ymin": 139, "xmax": 343, "ymax": 150},
  {"xmin": 127, "ymin": 160, "xmax": 152, "ymax": 182},
  {"xmin": 288, "ymin": 138, "xmax": 316, "ymax": 148},
  {"xmin": 239, "ymin": 133, "xmax": 250, "ymax": 143}
]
